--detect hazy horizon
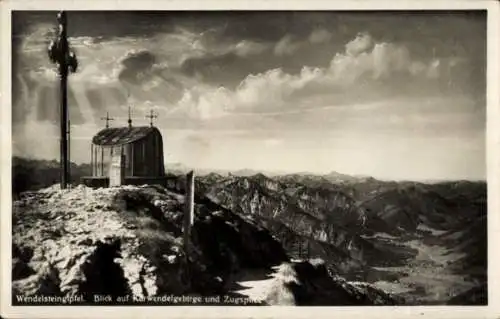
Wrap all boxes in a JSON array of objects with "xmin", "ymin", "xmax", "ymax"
[
  {"xmin": 12, "ymin": 154, "xmax": 487, "ymax": 184},
  {"xmin": 12, "ymin": 11, "xmax": 486, "ymax": 181}
]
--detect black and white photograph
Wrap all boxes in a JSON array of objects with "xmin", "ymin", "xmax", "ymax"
[{"xmin": 1, "ymin": 0, "xmax": 499, "ymax": 318}]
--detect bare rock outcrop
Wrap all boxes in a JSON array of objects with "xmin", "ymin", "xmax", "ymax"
[
  {"xmin": 12, "ymin": 184, "xmax": 288, "ymax": 303},
  {"xmin": 12, "ymin": 183, "xmax": 400, "ymax": 305}
]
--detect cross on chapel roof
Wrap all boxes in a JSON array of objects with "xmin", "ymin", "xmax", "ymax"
[
  {"xmin": 100, "ymin": 112, "xmax": 115, "ymax": 128},
  {"xmin": 146, "ymin": 109, "xmax": 158, "ymax": 127}
]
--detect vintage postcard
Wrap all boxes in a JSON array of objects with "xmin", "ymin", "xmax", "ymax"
[{"xmin": 1, "ymin": 0, "xmax": 499, "ymax": 318}]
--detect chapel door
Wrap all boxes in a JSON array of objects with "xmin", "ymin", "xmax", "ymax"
[{"xmin": 109, "ymin": 152, "xmax": 125, "ymax": 187}]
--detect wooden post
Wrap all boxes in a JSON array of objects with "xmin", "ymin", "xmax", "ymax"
[
  {"xmin": 90, "ymin": 144, "xmax": 93, "ymax": 175},
  {"xmin": 101, "ymin": 147, "xmax": 104, "ymax": 176},
  {"xmin": 94, "ymin": 146, "xmax": 97, "ymax": 176},
  {"xmin": 67, "ymin": 120, "xmax": 71, "ymax": 187},
  {"xmin": 131, "ymin": 143, "xmax": 134, "ymax": 176},
  {"xmin": 183, "ymin": 171, "xmax": 195, "ymax": 258}
]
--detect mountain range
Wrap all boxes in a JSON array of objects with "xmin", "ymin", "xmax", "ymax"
[
  {"xmin": 11, "ymin": 157, "xmax": 487, "ymax": 304},
  {"xmin": 193, "ymin": 170, "xmax": 486, "ymax": 303}
]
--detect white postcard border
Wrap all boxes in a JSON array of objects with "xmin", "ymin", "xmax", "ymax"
[{"xmin": 1, "ymin": 0, "xmax": 499, "ymax": 318}]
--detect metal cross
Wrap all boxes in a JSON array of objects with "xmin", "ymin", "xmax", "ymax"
[
  {"xmin": 47, "ymin": 11, "xmax": 78, "ymax": 190},
  {"xmin": 146, "ymin": 109, "xmax": 158, "ymax": 127},
  {"xmin": 100, "ymin": 112, "xmax": 115, "ymax": 128}
]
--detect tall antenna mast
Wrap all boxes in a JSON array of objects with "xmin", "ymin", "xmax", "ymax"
[{"xmin": 48, "ymin": 11, "xmax": 78, "ymax": 190}]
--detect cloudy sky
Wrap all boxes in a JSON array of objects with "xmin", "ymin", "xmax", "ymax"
[{"xmin": 11, "ymin": 10, "xmax": 486, "ymax": 181}]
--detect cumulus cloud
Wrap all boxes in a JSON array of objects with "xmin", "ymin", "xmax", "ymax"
[
  {"xmin": 233, "ymin": 40, "xmax": 269, "ymax": 57},
  {"xmin": 172, "ymin": 66, "xmax": 329, "ymax": 119},
  {"xmin": 371, "ymin": 42, "xmax": 411, "ymax": 78},
  {"xmin": 274, "ymin": 35, "xmax": 302, "ymax": 56},
  {"xmin": 14, "ymin": 11, "xmax": 478, "ymax": 128},
  {"xmin": 174, "ymin": 86, "xmax": 234, "ymax": 120},
  {"xmin": 329, "ymin": 36, "xmax": 453, "ymax": 85},
  {"xmin": 172, "ymin": 32, "xmax": 459, "ymax": 119},
  {"xmin": 345, "ymin": 32, "xmax": 374, "ymax": 56},
  {"xmin": 117, "ymin": 50, "xmax": 157, "ymax": 85},
  {"xmin": 17, "ymin": 27, "xmax": 463, "ymax": 127}
]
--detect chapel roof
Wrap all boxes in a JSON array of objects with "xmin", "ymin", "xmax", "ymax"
[{"xmin": 92, "ymin": 126, "xmax": 161, "ymax": 146}]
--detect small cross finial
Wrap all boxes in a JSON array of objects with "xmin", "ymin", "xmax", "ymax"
[
  {"xmin": 100, "ymin": 111, "xmax": 114, "ymax": 129},
  {"xmin": 128, "ymin": 106, "xmax": 133, "ymax": 128},
  {"xmin": 146, "ymin": 109, "xmax": 158, "ymax": 127}
]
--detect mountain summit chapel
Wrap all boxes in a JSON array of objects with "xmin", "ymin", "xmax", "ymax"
[{"xmin": 82, "ymin": 119, "xmax": 166, "ymax": 188}]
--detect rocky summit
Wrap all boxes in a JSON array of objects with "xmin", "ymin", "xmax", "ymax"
[{"xmin": 12, "ymin": 183, "xmax": 402, "ymax": 305}]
